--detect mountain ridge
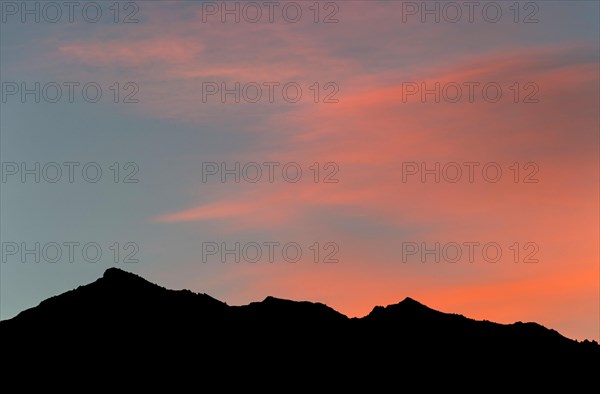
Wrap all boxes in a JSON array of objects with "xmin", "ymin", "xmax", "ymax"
[
  {"xmin": 2, "ymin": 267, "xmax": 597, "ymax": 344},
  {"xmin": 2, "ymin": 267, "xmax": 598, "ymax": 384}
]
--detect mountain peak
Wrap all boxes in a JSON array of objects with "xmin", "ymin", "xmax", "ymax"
[
  {"xmin": 364, "ymin": 296, "xmax": 436, "ymax": 321},
  {"xmin": 103, "ymin": 267, "xmax": 137, "ymax": 278},
  {"xmin": 399, "ymin": 297, "xmax": 423, "ymax": 305},
  {"xmin": 262, "ymin": 295, "xmax": 282, "ymax": 302},
  {"xmin": 101, "ymin": 267, "xmax": 150, "ymax": 285},
  {"xmin": 97, "ymin": 267, "xmax": 162, "ymax": 294}
]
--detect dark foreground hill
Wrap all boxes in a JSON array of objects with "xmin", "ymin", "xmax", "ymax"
[{"xmin": 1, "ymin": 268, "xmax": 598, "ymax": 387}]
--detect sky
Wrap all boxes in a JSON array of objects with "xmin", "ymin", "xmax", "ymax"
[{"xmin": 0, "ymin": 0, "xmax": 598, "ymax": 341}]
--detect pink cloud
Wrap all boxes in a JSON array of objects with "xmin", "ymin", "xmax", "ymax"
[{"xmin": 59, "ymin": 38, "xmax": 204, "ymax": 68}]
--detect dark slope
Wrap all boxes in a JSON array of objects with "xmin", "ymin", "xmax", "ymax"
[
  {"xmin": 2, "ymin": 268, "xmax": 229, "ymax": 333},
  {"xmin": 361, "ymin": 296, "xmax": 577, "ymax": 351}
]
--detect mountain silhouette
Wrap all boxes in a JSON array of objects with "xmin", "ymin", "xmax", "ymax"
[{"xmin": 2, "ymin": 268, "xmax": 598, "ymax": 386}]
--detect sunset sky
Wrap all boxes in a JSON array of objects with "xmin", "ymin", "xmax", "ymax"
[{"xmin": 1, "ymin": 1, "xmax": 598, "ymax": 341}]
